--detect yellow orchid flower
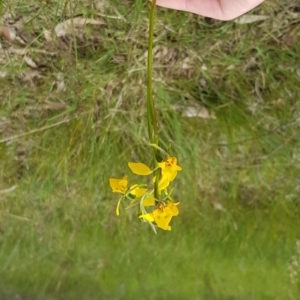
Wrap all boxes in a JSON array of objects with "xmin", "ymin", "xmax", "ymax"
[
  {"xmin": 150, "ymin": 157, "xmax": 182, "ymax": 191},
  {"xmin": 109, "ymin": 176, "xmax": 129, "ymax": 194},
  {"xmin": 139, "ymin": 202, "xmax": 179, "ymax": 231},
  {"xmin": 109, "ymin": 177, "xmax": 147, "ymax": 197},
  {"xmin": 158, "ymin": 156, "xmax": 182, "ymax": 182},
  {"xmin": 109, "ymin": 176, "xmax": 148, "ymax": 215}
]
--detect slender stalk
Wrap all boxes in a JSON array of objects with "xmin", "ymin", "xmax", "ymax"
[
  {"xmin": 147, "ymin": 0, "xmax": 160, "ymax": 200},
  {"xmin": 147, "ymin": 0, "xmax": 158, "ymax": 143}
]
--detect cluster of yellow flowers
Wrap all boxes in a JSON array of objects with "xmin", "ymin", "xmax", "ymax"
[
  {"xmin": 109, "ymin": 156, "xmax": 182, "ymax": 232},
  {"xmin": 109, "ymin": 1, "xmax": 180, "ymax": 233}
]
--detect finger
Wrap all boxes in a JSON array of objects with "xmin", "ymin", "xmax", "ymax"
[
  {"xmin": 155, "ymin": 0, "xmax": 228, "ymax": 19},
  {"xmin": 156, "ymin": 0, "xmax": 266, "ymax": 21}
]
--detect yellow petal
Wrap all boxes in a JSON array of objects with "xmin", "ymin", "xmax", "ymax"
[
  {"xmin": 162, "ymin": 168, "xmax": 181, "ymax": 182},
  {"xmin": 174, "ymin": 165, "xmax": 182, "ymax": 171},
  {"xmin": 153, "ymin": 175, "xmax": 170, "ymax": 192},
  {"xmin": 128, "ymin": 162, "xmax": 152, "ymax": 175},
  {"xmin": 154, "ymin": 214, "xmax": 173, "ymax": 230},
  {"xmin": 158, "ymin": 175, "xmax": 171, "ymax": 191},
  {"xmin": 168, "ymin": 171, "xmax": 177, "ymax": 182},
  {"xmin": 116, "ymin": 198, "xmax": 122, "ymax": 216},
  {"xmin": 158, "ymin": 161, "xmax": 166, "ymax": 170},
  {"xmin": 143, "ymin": 195, "xmax": 155, "ymax": 206},
  {"xmin": 139, "ymin": 213, "xmax": 155, "ymax": 222},
  {"xmin": 130, "ymin": 186, "xmax": 148, "ymax": 198},
  {"xmin": 166, "ymin": 202, "xmax": 179, "ymax": 216}
]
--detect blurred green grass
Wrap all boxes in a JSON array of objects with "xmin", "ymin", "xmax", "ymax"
[{"xmin": 0, "ymin": 0, "xmax": 300, "ymax": 299}]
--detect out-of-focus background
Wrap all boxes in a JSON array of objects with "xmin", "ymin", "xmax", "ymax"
[{"xmin": 0, "ymin": 0, "xmax": 300, "ymax": 298}]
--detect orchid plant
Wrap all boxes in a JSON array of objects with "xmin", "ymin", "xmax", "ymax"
[{"xmin": 109, "ymin": 0, "xmax": 182, "ymax": 232}]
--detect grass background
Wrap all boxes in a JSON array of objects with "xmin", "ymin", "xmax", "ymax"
[{"xmin": 1, "ymin": 0, "xmax": 300, "ymax": 299}]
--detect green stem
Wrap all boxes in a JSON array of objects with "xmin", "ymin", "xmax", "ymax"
[
  {"xmin": 147, "ymin": 0, "xmax": 160, "ymax": 200},
  {"xmin": 147, "ymin": 0, "xmax": 158, "ymax": 143}
]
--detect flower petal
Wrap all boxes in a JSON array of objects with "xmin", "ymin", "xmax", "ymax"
[
  {"xmin": 158, "ymin": 176, "xmax": 171, "ymax": 191},
  {"xmin": 128, "ymin": 162, "xmax": 152, "ymax": 175},
  {"xmin": 139, "ymin": 213, "xmax": 155, "ymax": 222},
  {"xmin": 166, "ymin": 202, "xmax": 179, "ymax": 216},
  {"xmin": 116, "ymin": 198, "xmax": 122, "ymax": 216},
  {"xmin": 130, "ymin": 186, "xmax": 148, "ymax": 198},
  {"xmin": 143, "ymin": 195, "xmax": 155, "ymax": 206},
  {"xmin": 153, "ymin": 175, "xmax": 170, "ymax": 192},
  {"xmin": 153, "ymin": 213, "xmax": 172, "ymax": 230},
  {"xmin": 157, "ymin": 161, "xmax": 166, "ymax": 169}
]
